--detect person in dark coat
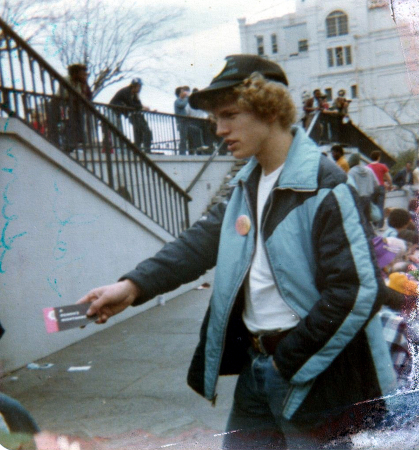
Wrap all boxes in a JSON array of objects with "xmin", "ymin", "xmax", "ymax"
[
  {"xmin": 393, "ymin": 162, "xmax": 416, "ymax": 204},
  {"xmin": 393, "ymin": 162, "xmax": 414, "ymax": 188},
  {"xmin": 60, "ymin": 63, "xmax": 92, "ymax": 152},
  {"xmin": 110, "ymin": 78, "xmax": 152, "ymax": 153}
]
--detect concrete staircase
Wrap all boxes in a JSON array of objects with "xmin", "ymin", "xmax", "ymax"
[{"xmin": 203, "ymin": 159, "xmax": 247, "ymax": 215}]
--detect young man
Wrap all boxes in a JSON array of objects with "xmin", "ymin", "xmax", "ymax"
[{"xmin": 78, "ymin": 55, "xmax": 395, "ymax": 449}]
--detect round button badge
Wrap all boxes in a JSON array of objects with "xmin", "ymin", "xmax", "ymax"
[{"xmin": 235, "ymin": 215, "xmax": 251, "ymax": 236}]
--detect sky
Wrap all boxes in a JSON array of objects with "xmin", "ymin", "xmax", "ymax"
[{"xmin": 94, "ymin": 0, "xmax": 296, "ymax": 112}]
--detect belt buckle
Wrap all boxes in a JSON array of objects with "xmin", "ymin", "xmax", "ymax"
[
  {"xmin": 251, "ymin": 329, "xmax": 285, "ymax": 356},
  {"xmin": 252, "ymin": 334, "xmax": 268, "ymax": 355}
]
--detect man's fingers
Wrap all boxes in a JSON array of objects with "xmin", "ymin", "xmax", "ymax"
[
  {"xmin": 85, "ymin": 294, "xmax": 110, "ymax": 317},
  {"xmin": 76, "ymin": 288, "xmax": 106, "ymax": 316},
  {"xmin": 76, "ymin": 289, "xmax": 101, "ymax": 305},
  {"xmin": 95, "ymin": 315, "xmax": 108, "ymax": 325},
  {"xmin": 76, "ymin": 281, "xmax": 138, "ymax": 324}
]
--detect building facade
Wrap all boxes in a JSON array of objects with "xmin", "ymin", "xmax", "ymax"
[{"xmin": 238, "ymin": 0, "xmax": 418, "ymax": 156}]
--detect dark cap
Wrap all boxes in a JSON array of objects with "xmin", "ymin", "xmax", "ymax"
[
  {"xmin": 189, "ymin": 54, "xmax": 288, "ymax": 109},
  {"xmin": 131, "ymin": 77, "xmax": 142, "ymax": 85}
]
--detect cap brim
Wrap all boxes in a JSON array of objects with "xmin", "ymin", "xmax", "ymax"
[{"xmin": 189, "ymin": 79, "xmax": 242, "ymax": 109}]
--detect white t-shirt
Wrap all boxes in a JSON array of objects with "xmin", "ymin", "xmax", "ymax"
[{"xmin": 243, "ymin": 165, "xmax": 300, "ymax": 333}]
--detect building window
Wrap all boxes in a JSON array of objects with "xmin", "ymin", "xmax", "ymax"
[
  {"xmin": 351, "ymin": 84, "xmax": 358, "ymax": 98},
  {"xmin": 256, "ymin": 36, "xmax": 264, "ymax": 56},
  {"xmin": 326, "ymin": 11, "xmax": 349, "ymax": 37},
  {"xmin": 327, "ymin": 45, "xmax": 352, "ymax": 67},
  {"xmin": 325, "ymin": 88, "xmax": 333, "ymax": 102},
  {"xmin": 345, "ymin": 46, "xmax": 352, "ymax": 65},
  {"xmin": 271, "ymin": 34, "xmax": 278, "ymax": 54},
  {"xmin": 336, "ymin": 47, "xmax": 344, "ymax": 66},
  {"xmin": 298, "ymin": 39, "xmax": 309, "ymax": 52},
  {"xmin": 327, "ymin": 48, "xmax": 334, "ymax": 67}
]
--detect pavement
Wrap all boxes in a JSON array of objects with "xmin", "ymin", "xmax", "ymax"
[
  {"xmin": 0, "ymin": 287, "xmax": 238, "ymax": 450},
  {"xmin": 5, "ymin": 286, "xmax": 419, "ymax": 450}
]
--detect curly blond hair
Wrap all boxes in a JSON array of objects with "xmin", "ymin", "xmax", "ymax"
[{"xmin": 201, "ymin": 73, "xmax": 296, "ymax": 130}]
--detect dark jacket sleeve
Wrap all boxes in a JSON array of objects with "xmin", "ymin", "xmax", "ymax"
[
  {"xmin": 274, "ymin": 184, "xmax": 386, "ymax": 383},
  {"xmin": 393, "ymin": 169, "xmax": 406, "ymax": 188},
  {"xmin": 120, "ymin": 200, "xmax": 227, "ymax": 305},
  {"xmin": 110, "ymin": 87, "xmax": 141, "ymax": 109}
]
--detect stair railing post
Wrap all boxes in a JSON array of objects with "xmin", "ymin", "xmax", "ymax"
[{"xmin": 102, "ymin": 122, "xmax": 114, "ymax": 189}]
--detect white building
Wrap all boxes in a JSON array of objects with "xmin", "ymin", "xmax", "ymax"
[{"xmin": 238, "ymin": 0, "xmax": 418, "ymax": 156}]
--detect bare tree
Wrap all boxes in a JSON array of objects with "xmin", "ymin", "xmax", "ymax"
[
  {"xmin": 1, "ymin": 0, "xmax": 186, "ymax": 98},
  {"xmin": 367, "ymin": 96, "xmax": 419, "ymax": 158},
  {"xmin": 45, "ymin": 0, "xmax": 185, "ymax": 98},
  {"xmin": 0, "ymin": 0, "xmax": 60, "ymax": 42}
]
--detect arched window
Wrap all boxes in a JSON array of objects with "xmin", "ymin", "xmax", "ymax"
[{"xmin": 326, "ymin": 11, "xmax": 348, "ymax": 37}]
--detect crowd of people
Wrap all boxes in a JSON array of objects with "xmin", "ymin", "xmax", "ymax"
[
  {"xmin": 302, "ymin": 88, "xmax": 352, "ymax": 130},
  {"xmin": 35, "ymin": 65, "xmax": 358, "ymax": 157},
  {"xmin": 32, "ymin": 64, "xmax": 219, "ymax": 155}
]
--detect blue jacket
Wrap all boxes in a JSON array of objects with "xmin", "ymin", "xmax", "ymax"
[{"xmin": 123, "ymin": 127, "xmax": 396, "ymax": 421}]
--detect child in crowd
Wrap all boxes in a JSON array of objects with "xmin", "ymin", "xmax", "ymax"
[{"xmin": 382, "ymin": 208, "xmax": 418, "ymax": 244}]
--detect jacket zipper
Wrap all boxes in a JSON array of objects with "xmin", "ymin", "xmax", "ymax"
[
  {"xmin": 262, "ymin": 184, "xmax": 316, "ymax": 299},
  {"xmin": 210, "ymin": 180, "xmax": 256, "ymax": 405},
  {"xmin": 260, "ymin": 187, "xmax": 295, "ymax": 310},
  {"xmin": 261, "ymin": 185, "xmax": 314, "ymax": 414}
]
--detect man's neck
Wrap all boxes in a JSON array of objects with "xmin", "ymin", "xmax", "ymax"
[{"xmin": 258, "ymin": 127, "xmax": 294, "ymax": 176}]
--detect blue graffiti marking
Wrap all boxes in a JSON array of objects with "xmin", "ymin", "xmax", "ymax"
[
  {"xmin": 0, "ymin": 146, "xmax": 28, "ymax": 273},
  {"xmin": 47, "ymin": 181, "xmax": 98, "ymax": 297}
]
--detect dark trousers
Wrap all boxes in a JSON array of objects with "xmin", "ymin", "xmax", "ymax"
[
  {"xmin": 223, "ymin": 348, "xmax": 354, "ymax": 450},
  {"xmin": 372, "ymin": 185, "xmax": 386, "ymax": 228},
  {"xmin": 131, "ymin": 112, "xmax": 152, "ymax": 153}
]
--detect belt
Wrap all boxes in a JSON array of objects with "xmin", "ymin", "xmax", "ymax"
[{"xmin": 249, "ymin": 328, "xmax": 294, "ymax": 356}]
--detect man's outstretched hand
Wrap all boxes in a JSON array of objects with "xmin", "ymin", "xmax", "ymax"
[{"xmin": 77, "ymin": 279, "xmax": 140, "ymax": 324}]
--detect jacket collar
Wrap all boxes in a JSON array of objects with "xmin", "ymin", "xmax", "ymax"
[{"xmin": 230, "ymin": 126, "xmax": 321, "ymax": 192}]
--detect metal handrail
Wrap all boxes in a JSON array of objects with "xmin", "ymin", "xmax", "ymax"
[
  {"xmin": 306, "ymin": 111, "xmax": 396, "ymax": 167},
  {"xmin": 185, "ymin": 140, "xmax": 225, "ymax": 194},
  {"xmin": 305, "ymin": 110, "xmax": 321, "ymax": 137},
  {"xmin": 0, "ymin": 17, "xmax": 191, "ymax": 236},
  {"xmin": 94, "ymin": 101, "xmax": 217, "ymax": 155}
]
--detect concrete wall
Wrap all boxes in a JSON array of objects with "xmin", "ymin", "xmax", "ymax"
[
  {"xmin": 0, "ymin": 119, "xmax": 230, "ymax": 372},
  {"xmin": 151, "ymin": 155, "xmax": 236, "ymax": 223}
]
